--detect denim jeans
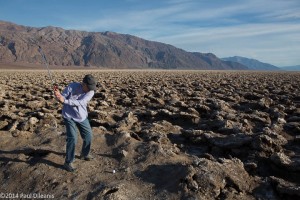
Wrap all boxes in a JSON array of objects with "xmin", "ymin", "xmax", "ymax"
[{"xmin": 64, "ymin": 117, "xmax": 92, "ymax": 164}]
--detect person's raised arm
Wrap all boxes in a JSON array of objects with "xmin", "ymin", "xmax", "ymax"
[{"xmin": 63, "ymin": 90, "xmax": 94, "ymax": 107}]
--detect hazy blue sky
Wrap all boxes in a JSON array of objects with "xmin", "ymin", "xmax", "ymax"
[{"xmin": 1, "ymin": 0, "xmax": 300, "ymax": 66}]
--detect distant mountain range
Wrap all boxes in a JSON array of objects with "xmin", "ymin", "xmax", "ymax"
[
  {"xmin": 279, "ymin": 65, "xmax": 300, "ymax": 71},
  {"xmin": 221, "ymin": 56, "xmax": 281, "ymax": 71},
  {"xmin": 0, "ymin": 20, "xmax": 247, "ymax": 70}
]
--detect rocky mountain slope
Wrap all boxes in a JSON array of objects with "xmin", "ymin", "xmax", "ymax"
[
  {"xmin": 222, "ymin": 56, "xmax": 280, "ymax": 71},
  {"xmin": 0, "ymin": 21, "xmax": 247, "ymax": 70}
]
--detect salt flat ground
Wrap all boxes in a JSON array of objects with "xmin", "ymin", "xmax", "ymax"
[{"xmin": 0, "ymin": 69, "xmax": 300, "ymax": 199}]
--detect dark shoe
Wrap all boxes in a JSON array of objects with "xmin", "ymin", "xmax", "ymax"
[
  {"xmin": 80, "ymin": 154, "xmax": 94, "ymax": 161},
  {"xmin": 63, "ymin": 162, "xmax": 76, "ymax": 172}
]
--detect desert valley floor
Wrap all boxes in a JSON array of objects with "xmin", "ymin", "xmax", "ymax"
[{"xmin": 0, "ymin": 69, "xmax": 300, "ymax": 200}]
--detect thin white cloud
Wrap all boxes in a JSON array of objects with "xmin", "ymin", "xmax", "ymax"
[
  {"xmin": 260, "ymin": 8, "xmax": 300, "ymax": 21},
  {"xmin": 68, "ymin": 2, "xmax": 188, "ymax": 32},
  {"xmin": 69, "ymin": 0, "xmax": 300, "ymax": 34},
  {"xmin": 157, "ymin": 23, "xmax": 300, "ymax": 41},
  {"xmin": 152, "ymin": 22, "xmax": 300, "ymax": 66}
]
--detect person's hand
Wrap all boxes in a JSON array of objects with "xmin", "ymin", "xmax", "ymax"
[{"xmin": 53, "ymin": 88, "xmax": 64, "ymax": 103}]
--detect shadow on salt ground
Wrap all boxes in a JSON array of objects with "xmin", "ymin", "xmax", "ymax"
[
  {"xmin": 86, "ymin": 182, "xmax": 120, "ymax": 200},
  {"xmin": 97, "ymin": 153, "xmax": 116, "ymax": 160},
  {"xmin": 134, "ymin": 163, "xmax": 189, "ymax": 194},
  {"xmin": 0, "ymin": 148, "xmax": 65, "ymax": 170}
]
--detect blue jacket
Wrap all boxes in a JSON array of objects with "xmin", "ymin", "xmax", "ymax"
[{"xmin": 61, "ymin": 82, "xmax": 94, "ymax": 122}]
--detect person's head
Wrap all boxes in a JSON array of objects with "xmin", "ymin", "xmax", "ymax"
[{"xmin": 82, "ymin": 74, "xmax": 97, "ymax": 92}]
